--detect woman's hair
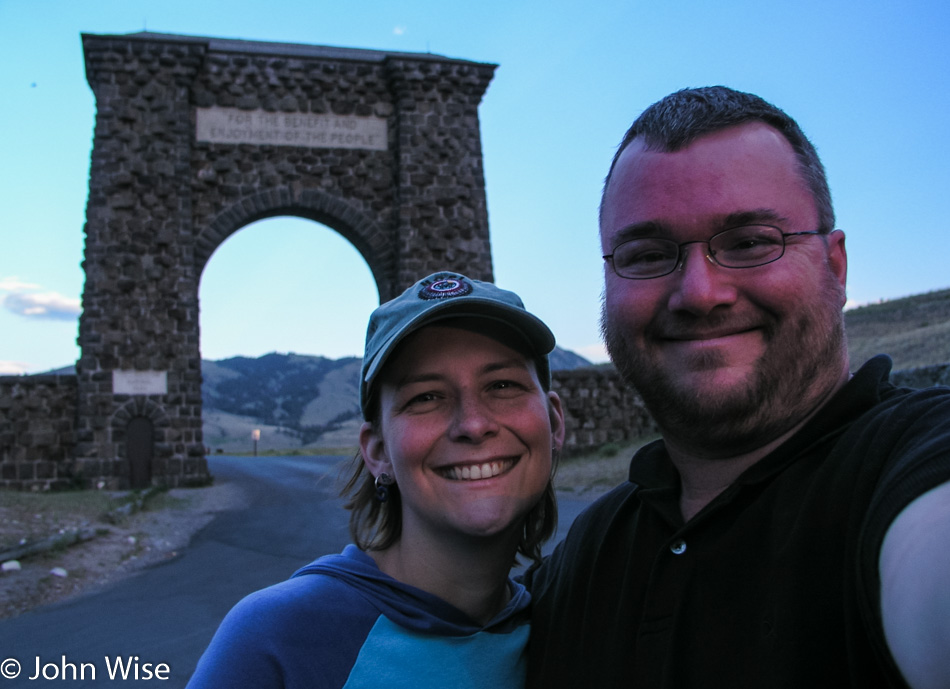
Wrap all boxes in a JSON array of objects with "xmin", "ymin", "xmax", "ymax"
[{"xmin": 341, "ymin": 334, "xmax": 560, "ymax": 568}]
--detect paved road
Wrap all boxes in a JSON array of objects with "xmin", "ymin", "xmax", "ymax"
[{"xmin": 0, "ymin": 455, "xmax": 595, "ymax": 687}]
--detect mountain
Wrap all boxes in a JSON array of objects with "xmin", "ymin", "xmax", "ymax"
[
  {"xmin": 201, "ymin": 346, "xmax": 593, "ymax": 453},
  {"xmin": 202, "ymin": 353, "xmax": 361, "ymax": 431},
  {"xmin": 548, "ymin": 347, "xmax": 592, "ymax": 371}
]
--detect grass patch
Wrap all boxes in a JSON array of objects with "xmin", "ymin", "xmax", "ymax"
[
  {"xmin": 0, "ymin": 490, "xmax": 113, "ymax": 552},
  {"xmin": 144, "ymin": 490, "xmax": 189, "ymax": 512},
  {"xmin": 1, "ymin": 490, "xmax": 115, "ymax": 525},
  {"xmin": 1, "ymin": 487, "xmax": 172, "ymax": 550},
  {"xmin": 555, "ymin": 435, "xmax": 659, "ymax": 495}
]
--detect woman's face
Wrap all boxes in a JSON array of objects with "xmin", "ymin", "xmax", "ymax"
[{"xmin": 361, "ymin": 324, "xmax": 564, "ymax": 547}]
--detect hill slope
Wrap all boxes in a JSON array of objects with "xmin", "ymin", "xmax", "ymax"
[{"xmin": 845, "ymin": 288, "xmax": 950, "ymax": 369}]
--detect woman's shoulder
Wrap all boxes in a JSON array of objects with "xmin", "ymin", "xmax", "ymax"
[
  {"xmin": 188, "ymin": 558, "xmax": 384, "ymax": 689},
  {"xmin": 218, "ymin": 546, "xmax": 383, "ymax": 634},
  {"xmin": 229, "ymin": 566, "xmax": 373, "ymax": 632}
]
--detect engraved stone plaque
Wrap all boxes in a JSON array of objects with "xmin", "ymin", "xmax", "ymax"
[
  {"xmin": 113, "ymin": 370, "xmax": 168, "ymax": 395},
  {"xmin": 195, "ymin": 107, "xmax": 388, "ymax": 150}
]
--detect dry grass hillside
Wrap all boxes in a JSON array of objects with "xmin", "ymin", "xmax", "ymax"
[{"xmin": 845, "ymin": 288, "xmax": 950, "ymax": 370}]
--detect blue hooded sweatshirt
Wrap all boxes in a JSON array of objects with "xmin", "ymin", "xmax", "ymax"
[{"xmin": 187, "ymin": 545, "xmax": 531, "ymax": 688}]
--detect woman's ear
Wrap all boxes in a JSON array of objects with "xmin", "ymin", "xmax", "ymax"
[
  {"xmin": 547, "ymin": 391, "xmax": 566, "ymax": 451},
  {"xmin": 359, "ymin": 421, "xmax": 392, "ymax": 477}
]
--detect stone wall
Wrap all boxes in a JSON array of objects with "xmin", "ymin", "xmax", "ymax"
[
  {"xmin": 553, "ymin": 361, "xmax": 950, "ymax": 456},
  {"xmin": 2, "ymin": 363, "xmax": 949, "ymax": 488},
  {"xmin": 552, "ymin": 366, "xmax": 658, "ymax": 456},
  {"xmin": 0, "ymin": 375, "xmax": 78, "ymax": 490}
]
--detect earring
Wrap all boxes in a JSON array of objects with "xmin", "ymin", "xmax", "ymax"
[{"xmin": 374, "ymin": 473, "xmax": 395, "ymax": 502}]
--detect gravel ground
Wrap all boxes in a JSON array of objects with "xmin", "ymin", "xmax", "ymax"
[{"xmin": 0, "ymin": 482, "xmax": 247, "ymax": 621}]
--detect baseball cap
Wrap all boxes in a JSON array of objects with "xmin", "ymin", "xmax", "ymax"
[{"xmin": 360, "ymin": 271, "xmax": 556, "ymax": 418}]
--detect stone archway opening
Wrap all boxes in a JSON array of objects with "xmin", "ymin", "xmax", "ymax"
[
  {"xmin": 198, "ymin": 216, "xmax": 378, "ymax": 453},
  {"xmin": 198, "ymin": 216, "xmax": 378, "ymax": 363}
]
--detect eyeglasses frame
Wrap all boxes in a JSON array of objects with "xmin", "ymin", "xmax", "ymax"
[{"xmin": 602, "ymin": 225, "xmax": 827, "ymax": 280}]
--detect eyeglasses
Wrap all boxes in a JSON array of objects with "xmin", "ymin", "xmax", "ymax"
[{"xmin": 603, "ymin": 225, "xmax": 825, "ymax": 280}]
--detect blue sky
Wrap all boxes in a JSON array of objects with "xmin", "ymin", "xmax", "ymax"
[{"xmin": 2, "ymin": 0, "xmax": 949, "ymax": 375}]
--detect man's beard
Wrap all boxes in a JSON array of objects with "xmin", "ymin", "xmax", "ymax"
[{"xmin": 602, "ymin": 280, "xmax": 847, "ymax": 458}]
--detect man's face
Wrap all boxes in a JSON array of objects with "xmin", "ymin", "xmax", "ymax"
[{"xmin": 600, "ymin": 122, "xmax": 849, "ymax": 455}]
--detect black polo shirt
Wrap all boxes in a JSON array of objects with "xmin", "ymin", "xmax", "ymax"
[{"xmin": 525, "ymin": 356, "xmax": 950, "ymax": 688}]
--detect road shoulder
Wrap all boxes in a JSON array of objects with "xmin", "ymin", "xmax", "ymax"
[{"xmin": 0, "ymin": 481, "xmax": 246, "ymax": 620}]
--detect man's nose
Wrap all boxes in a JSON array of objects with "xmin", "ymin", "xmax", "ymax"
[{"xmin": 667, "ymin": 243, "xmax": 738, "ymax": 315}]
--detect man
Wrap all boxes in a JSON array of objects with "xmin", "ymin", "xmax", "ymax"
[{"xmin": 524, "ymin": 87, "xmax": 950, "ymax": 688}]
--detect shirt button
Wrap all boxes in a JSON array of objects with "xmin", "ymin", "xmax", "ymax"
[{"xmin": 670, "ymin": 540, "xmax": 687, "ymax": 555}]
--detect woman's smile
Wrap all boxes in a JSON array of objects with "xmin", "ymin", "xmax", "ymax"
[{"xmin": 436, "ymin": 456, "xmax": 520, "ymax": 481}]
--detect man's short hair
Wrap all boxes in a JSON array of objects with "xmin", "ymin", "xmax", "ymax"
[{"xmin": 601, "ymin": 86, "xmax": 835, "ymax": 233}]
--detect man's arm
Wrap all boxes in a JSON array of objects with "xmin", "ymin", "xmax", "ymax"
[{"xmin": 879, "ymin": 480, "xmax": 950, "ymax": 689}]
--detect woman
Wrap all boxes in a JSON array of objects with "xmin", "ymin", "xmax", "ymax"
[{"xmin": 187, "ymin": 271, "xmax": 565, "ymax": 688}]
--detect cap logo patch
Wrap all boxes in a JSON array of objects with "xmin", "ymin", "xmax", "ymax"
[{"xmin": 418, "ymin": 273, "xmax": 473, "ymax": 300}]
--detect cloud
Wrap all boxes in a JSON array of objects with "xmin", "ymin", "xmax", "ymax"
[
  {"xmin": 1, "ymin": 275, "xmax": 80, "ymax": 320},
  {"xmin": 0, "ymin": 360, "xmax": 31, "ymax": 375},
  {"xmin": 393, "ymin": 25, "xmax": 406, "ymax": 35},
  {"xmin": 0, "ymin": 276, "xmax": 40, "ymax": 291},
  {"xmin": 2, "ymin": 291, "xmax": 81, "ymax": 320}
]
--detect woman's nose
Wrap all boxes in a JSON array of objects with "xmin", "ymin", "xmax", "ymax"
[{"xmin": 448, "ymin": 395, "xmax": 499, "ymax": 442}]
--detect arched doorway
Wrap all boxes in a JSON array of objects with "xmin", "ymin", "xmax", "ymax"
[{"xmin": 126, "ymin": 416, "xmax": 154, "ymax": 489}]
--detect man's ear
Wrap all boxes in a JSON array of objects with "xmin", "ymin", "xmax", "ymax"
[
  {"xmin": 548, "ymin": 391, "xmax": 567, "ymax": 452},
  {"xmin": 359, "ymin": 421, "xmax": 392, "ymax": 478},
  {"xmin": 827, "ymin": 229, "xmax": 848, "ymax": 305}
]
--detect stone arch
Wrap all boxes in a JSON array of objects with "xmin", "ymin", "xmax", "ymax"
[
  {"xmin": 195, "ymin": 186, "xmax": 395, "ymax": 300},
  {"xmin": 74, "ymin": 31, "xmax": 497, "ymax": 487}
]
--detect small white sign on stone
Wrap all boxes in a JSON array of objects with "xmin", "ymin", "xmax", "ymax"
[
  {"xmin": 113, "ymin": 370, "xmax": 168, "ymax": 396},
  {"xmin": 195, "ymin": 107, "xmax": 388, "ymax": 150}
]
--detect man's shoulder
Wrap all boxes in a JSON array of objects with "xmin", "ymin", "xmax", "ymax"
[
  {"xmin": 550, "ymin": 481, "xmax": 645, "ymax": 544},
  {"xmin": 529, "ymin": 483, "xmax": 641, "ymax": 575},
  {"xmin": 852, "ymin": 364, "xmax": 950, "ymax": 435},
  {"xmin": 814, "ymin": 355, "xmax": 950, "ymax": 449},
  {"xmin": 853, "ymin": 354, "xmax": 950, "ymax": 405},
  {"xmin": 580, "ymin": 480, "xmax": 643, "ymax": 520},
  {"xmin": 558, "ymin": 441, "xmax": 669, "ymax": 547}
]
